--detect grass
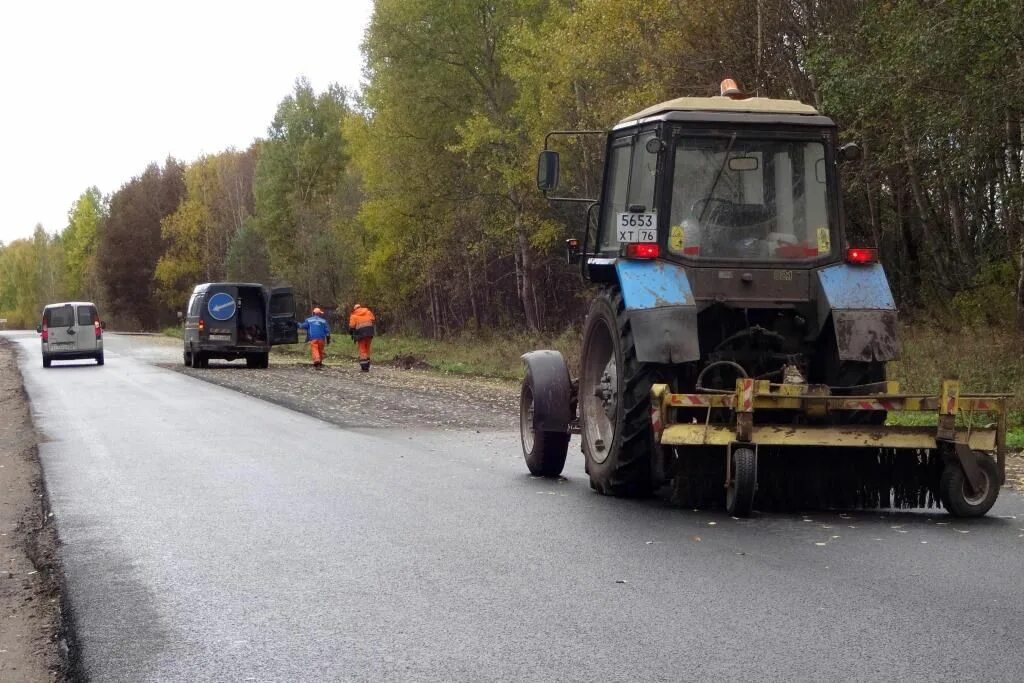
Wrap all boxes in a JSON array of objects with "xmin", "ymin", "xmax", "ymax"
[{"xmin": 269, "ymin": 328, "xmax": 582, "ymax": 380}]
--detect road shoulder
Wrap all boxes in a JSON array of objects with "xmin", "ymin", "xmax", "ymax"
[{"xmin": 0, "ymin": 338, "xmax": 76, "ymax": 681}]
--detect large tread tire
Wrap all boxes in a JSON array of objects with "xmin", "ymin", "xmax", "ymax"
[
  {"xmin": 520, "ymin": 369, "xmax": 570, "ymax": 477},
  {"xmin": 940, "ymin": 452, "xmax": 1000, "ymax": 518},
  {"xmin": 726, "ymin": 448, "xmax": 757, "ymax": 517},
  {"xmin": 183, "ymin": 350, "xmax": 192, "ymax": 367},
  {"xmin": 42, "ymin": 356, "xmax": 51, "ymax": 368},
  {"xmin": 246, "ymin": 354, "xmax": 259, "ymax": 369},
  {"xmin": 96, "ymin": 352, "xmax": 104, "ymax": 366},
  {"xmin": 580, "ymin": 289, "xmax": 656, "ymax": 497}
]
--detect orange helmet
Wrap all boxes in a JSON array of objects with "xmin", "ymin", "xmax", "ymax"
[{"xmin": 312, "ymin": 307, "xmax": 324, "ymax": 315}]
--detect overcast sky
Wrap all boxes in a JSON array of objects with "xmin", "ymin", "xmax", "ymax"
[{"xmin": 0, "ymin": 0, "xmax": 374, "ymax": 245}]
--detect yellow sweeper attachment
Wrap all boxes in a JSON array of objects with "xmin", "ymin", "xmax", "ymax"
[{"xmin": 650, "ymin": 378, "xmax": 1010, "ymax": 517}]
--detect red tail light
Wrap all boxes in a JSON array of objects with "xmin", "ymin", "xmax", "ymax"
[
  {"xmin": 94, "ymin": 320, "xmax": 102, "ymax": 339},
  {"xmin": 198, "ymin": 319, "xmax": 205, "ymax": 333},
  {"xmin": 41, "ymin": 324, "xmax": 48, "ymax": 342},
  {"xmin": 625, "ymin": 243, "xmax": 660, "ymax": 259},
  {"xmin": 845, "ymin": 247, "xmax": 877, "ymax": 265},
  {"xmin": 682, "ymin": 246, "xmax": 700, "ymax": 256}
]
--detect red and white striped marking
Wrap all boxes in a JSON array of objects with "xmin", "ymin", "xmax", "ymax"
[{"xmin": 739, "ymin": 379, "xmax": 755, "ymax": 412}]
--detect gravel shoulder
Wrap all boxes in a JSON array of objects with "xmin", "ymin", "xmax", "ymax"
[
  {"xmin": 0, "ymin": 338, "xmax": 72, "ymax": 682},
  {"xmin": 164, "ymin": 357, "xmax": 520, "ymax": 431}
]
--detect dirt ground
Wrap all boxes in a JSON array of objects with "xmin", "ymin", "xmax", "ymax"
[{"xmin": 0, "ymin": 339, "xmax": 71, "ymax": 681}]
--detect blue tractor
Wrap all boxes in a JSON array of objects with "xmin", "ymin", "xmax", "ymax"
[{"xmin": 519, "ymin": 81, "xmax": 1008, "ymax": 517}]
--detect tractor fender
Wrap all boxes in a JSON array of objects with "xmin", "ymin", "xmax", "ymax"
[
  {"xmin": 615, "ymin": 259, "xmax": 700, "ymax": 364},
  {"xmin": 521, "ymin": 350, "xmax": 573, "ymax": 433},
  {"xmin": 816, "ymin": 263, "xmax": 900, "ymax": 362}
]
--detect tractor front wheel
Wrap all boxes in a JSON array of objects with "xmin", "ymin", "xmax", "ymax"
[
  {"xmin": 520, "ymin": 369, "xmax": 570, "ymax": 477},
  {"xmin": 579, "ymin": 289, "xmax": 656, "ymax": 497}
]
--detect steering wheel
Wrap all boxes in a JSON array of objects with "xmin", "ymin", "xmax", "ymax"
[{"xmin": 690, "ymin": 197, "xmax": 735, "ymax": 223}]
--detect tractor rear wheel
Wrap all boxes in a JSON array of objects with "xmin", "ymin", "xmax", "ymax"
[
  {"xmin": 579, "ymin": 289, "xmax": 656, "ymax": 497},
  {"xmin": 726, "ymin": 448, "xmax": 757, "ymax": 517},
  {"xmin": 940, "ymin": 452, "xmax": 999, "ymax": 518},
  {"xmin": 520, "ymin": 369, "xmax": 570, "ymax": 477}
]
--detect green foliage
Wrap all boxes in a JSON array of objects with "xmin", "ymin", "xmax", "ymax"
[
  {"xmin": 951, "ymin": 261, "xmax": 1018, "ymax": 326},
  {"xmin": 62, "ymin": 187, "xmax": 104, "ymax": 300},
  {"xmin": 156, "ymin": 147, "xmax": 260, "ymax": 310},
  {"xmin": 253, "ymin": 79, "xmax": 355, "ymax": 309},
  {"xmin": 7, "ymin": 0, "xmax": 1024, "ymax": 339}
]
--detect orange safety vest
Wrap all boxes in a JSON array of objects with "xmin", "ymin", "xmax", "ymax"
[{"xmin": 349, "ymin": 305, "xmax": 376, "ymax": 339}]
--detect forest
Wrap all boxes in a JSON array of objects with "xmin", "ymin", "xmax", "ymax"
[{"xmin": 2, "ymin": 0, "xmax": 1023, "ymax": 336}]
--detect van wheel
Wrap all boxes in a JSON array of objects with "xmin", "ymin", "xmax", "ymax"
[
  {"xmin": 183, "ymin": 350, "xmax": 192, "ymax": 366},
  {"xmin": 245, "ymin": 354, "xmax": 260, "ymax": 369},
  {"xmin": 42, "ymin": 356, "xmax": 51, "ymax": 368},
  {"xmin": 260, "ymin": 353, "xmax": 270, "ymax": 369},
  {"xmin": 192, "ymin": 351, "xmax": 206, "ymax": 369},
  {"xmin": 96, "ymin": 352, "xmax": 104, "ymax": 366}
]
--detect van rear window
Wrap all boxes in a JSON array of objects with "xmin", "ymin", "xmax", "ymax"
[
  {"xmin": 77, "ymin": 306, "xmax": 97, "ymax": 326},
  {"xmin": 45, "ymin": 305, "xmax": 74, "ymax": 327}
]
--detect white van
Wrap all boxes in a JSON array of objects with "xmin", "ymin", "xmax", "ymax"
[{"xmin": 37, "ymin": 302, "xmax": 106, "ymax": 367}]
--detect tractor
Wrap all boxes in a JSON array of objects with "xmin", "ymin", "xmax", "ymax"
[{"xmin": 519, "ymin": 80, "xmax": 1009, "ymax": 517}]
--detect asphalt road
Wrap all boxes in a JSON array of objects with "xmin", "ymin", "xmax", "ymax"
[{"xmin": 7, "ymin": 331, "xmax": 1024, "ymax": 682}]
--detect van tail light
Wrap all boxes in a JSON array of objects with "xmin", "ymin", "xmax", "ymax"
[
  {"xmin": 845, "ymin": 247, "xmax": 877, "ymax": 265},
  {"xmin": 682, "ymin": 246, "xmax": 700, "ymax": 256},
  {"xmin": 198, "ymin": 319, "xmax": 206, "ymax": 334},
  {"xmin": 625, "ymin": 243, "xmax": 660, "ymax": 259},
  {"xmin": 94, "ymin": 320, "xmax": 102, "ymax": 339},
  {"xmin": 41, "ymin": 324, "xmax": 48, "ymax": 342}
]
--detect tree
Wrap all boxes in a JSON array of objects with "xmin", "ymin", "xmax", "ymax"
[
  {"xmin": 62, "ymin": 187, "xmax": 106, "ymax": 301},
  {"xmin": 97, "ymin": 159, "xmax": 185, "ymax": 329},
  {"xmin": 253, "ymin": 79, "xmax": 354, "ymax": 310},
  {"xmin": 155, "ymin": 146, "xmax": 260, "ymax": 309}
]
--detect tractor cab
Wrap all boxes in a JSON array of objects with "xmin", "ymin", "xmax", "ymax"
[{"xmin": 541, "ymin": 81, "xmax": 860, "ymax": 278}]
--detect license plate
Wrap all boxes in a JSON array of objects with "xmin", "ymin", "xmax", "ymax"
[
  {"xmin": 50, "ymin": 342, "xmax": 73, "ymax": 348},
  {"xmin": 616, "ymin": 212, "xmax": 657, "ymax": 242},
  {"xmin": 209, "ymin": 334, "xmax": 231, "ymax": 341}
]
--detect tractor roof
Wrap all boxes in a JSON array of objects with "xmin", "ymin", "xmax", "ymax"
[{"xmin": 619, "ymin": 95, "xmax": 819, "ymax": 124}]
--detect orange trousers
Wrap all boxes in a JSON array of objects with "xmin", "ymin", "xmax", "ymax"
[
  {"xmin": 309, "ymin": 339, "xmax": 325, "ymax": 364},
  {"xmin": 357, "ymin": 337, "xmax": 372, "ymax": 360}
]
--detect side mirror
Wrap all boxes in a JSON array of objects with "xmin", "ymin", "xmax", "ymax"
[
  {"xmin": 36, "ymin": 324, "xmax": 42, "ymax": 334},
  {"xmin": 537, "ymin": 150, "xmax": 560, "ymax": 192},
  {"xmin": 838, "ymin": 142, "xmax": 862, "ymax": 163}
]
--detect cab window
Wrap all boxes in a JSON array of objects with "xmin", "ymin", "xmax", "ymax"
[
  {"xmin": 45, "ymin": 305, "xmax": 74, "ymax": 327},
  {"xmin": 77, "ymin": 306, "xmax": 97, "ymax": 326},
  {"xmin": 599, "ymin": 131, "xmax": 658, "ymax": 252}
]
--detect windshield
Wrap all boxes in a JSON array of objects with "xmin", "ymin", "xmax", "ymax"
[{"xmin": 668, "ymin": 137, "xmax": 832, "ymax": 261}]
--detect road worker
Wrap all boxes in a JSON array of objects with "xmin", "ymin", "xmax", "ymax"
[
  {"xmin": 297, "ymin": 307, "xmax": 331, "ymax": 368},
  {"xmin": 348, "ymin": 304, "xmax": 376, "ymax": 372}
]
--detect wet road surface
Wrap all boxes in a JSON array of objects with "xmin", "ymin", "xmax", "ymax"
[{"xmin": 6, "ymin": 331, "xmax": 1024, "ymax": 681}]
